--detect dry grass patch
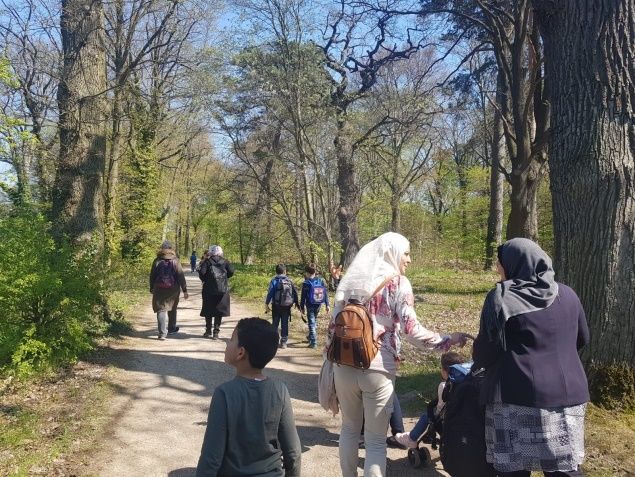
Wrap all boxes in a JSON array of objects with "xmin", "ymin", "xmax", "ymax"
[{"xmin": 0, "ymin": 362, "xmax": 113, "ymax": 477}]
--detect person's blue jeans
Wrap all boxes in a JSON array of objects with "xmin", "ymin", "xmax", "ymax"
[
  {"xmin": 409, "ymin": 412, "xmax": 429, "ymax": 441},
  {"xmin": 390, "ymin": 394, "xmax": 404, "ymax": 434},
  {"xmin": 306, "ymin": 305, "xmax": 320, "ymax": 346},
  {"xmin": 272, "ymin": 305, "xmax": 291, "ymax": 342}
]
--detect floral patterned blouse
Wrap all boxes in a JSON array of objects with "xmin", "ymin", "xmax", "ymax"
[{"xmin": 326, "ymin": 275, "xmax": 449, "ymax": 375}]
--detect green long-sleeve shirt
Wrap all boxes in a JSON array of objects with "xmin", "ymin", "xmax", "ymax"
[{"xmin": 196, "ymin": 376, "xmax": 302, "ymax": 477}]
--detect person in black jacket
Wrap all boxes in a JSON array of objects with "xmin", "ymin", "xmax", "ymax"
[
  {"xmin": 473, "ymin": 238, "xmax": 589, "ymax": 477},
  {"xmin": 199, "ymin": 245, "xmax": 235, "ymax": 339}
]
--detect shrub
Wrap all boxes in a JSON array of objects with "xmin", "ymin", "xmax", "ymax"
[
  {"xmin": 589, "ymin": 362, "xmax": 635, "ymax": 412},
  {"xmin": 0, "ymin": 209, "xmax": 101, "ymax": 376}
]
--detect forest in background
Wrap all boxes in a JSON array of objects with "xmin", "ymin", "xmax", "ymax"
[{"xmin": 0, "ymin": 0, "xmax": 633, "ymax": 408}]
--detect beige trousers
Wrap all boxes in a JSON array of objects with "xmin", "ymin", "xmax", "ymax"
[{"xmin": 333, "ymin": 365, "xmax": 395, "ymax": 477}]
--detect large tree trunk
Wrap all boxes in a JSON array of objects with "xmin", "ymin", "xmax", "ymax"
[
  {"xmin": 335, "ymin": 113, "xmax": 360, "ymax": 267},
  {"xmin": 485, "ymin": 89, "xmax": 504, "ymax": 270},
  {"xmin": 53, "ymin": 0, "xmax": 108, "ymax": 243},
  {"xmin": 536, "ymin": 1, "xmax": 635, "ymax": 374}
]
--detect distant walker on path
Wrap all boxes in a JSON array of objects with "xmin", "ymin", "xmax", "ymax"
[
  {"xmin": 198, "ymin": 245, "xmax": 234, "ymax": 340},
  {"xmin": 149, "ymin": 240, "xmax": 188, "ymax": 340}
]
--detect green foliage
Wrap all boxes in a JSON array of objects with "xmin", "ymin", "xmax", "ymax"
[
  {"xmin": 230, "ymin": 264, "xmax": 307, "ymax": 301},
  {"xmin": 119, "ymin": 86, "xmax": 163, "ymax": 262},
  {"xmin": 0, "ymin": 209, "xmax": 101, "ymax": 376}
]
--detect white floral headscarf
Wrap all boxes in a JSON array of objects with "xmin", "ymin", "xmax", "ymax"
[{"xmin": 334, "ymin": 232, "xmax": 409, "ymax": 312}]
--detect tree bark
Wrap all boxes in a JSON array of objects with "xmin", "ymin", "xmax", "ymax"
[
  {"xmin": 485, "ymin": 85, "xmax": 504, "ymax": 270},
  {"xmin": 535, "ymin": 0, "xmax": 635, "ymax": 370},
  {"xmin": 335, "ymin": 113, "xmax": 360, "ymax": 267},
  {"xmin": 506, "ymin": 160, "xmax": 541, "ymax": 240},
  {"xmin": 53, "ymin": 0, "xmax": 108, "ymax": 244},
  {"xmin": 390, "ymin": 192, "xmax": 401, "ymax": 233}
]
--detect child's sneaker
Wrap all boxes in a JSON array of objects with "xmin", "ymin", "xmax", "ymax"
[{"xmin": 395, "ymin": 432, "xmax": 417, "ymax": 449}]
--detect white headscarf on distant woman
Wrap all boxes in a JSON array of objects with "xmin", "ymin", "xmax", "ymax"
[
  {"xmin": 209, "ymin": 245, "xmax": 223, "ymax": 257},
  {"xmin": 334, "ymin": 232, "xmax": 409, "ymax": 314}
]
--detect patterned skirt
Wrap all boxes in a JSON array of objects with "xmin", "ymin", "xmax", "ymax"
[{"xmin": 485, "ymin": 402, "xmax": 586, "ymax": 473}]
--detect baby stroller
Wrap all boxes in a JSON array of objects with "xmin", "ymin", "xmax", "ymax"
[{"xmin": 439, "ymin": 362, "xmax": 496, "ymax": 477}]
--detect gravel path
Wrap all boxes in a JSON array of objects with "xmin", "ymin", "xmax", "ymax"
[{"xmin": 92, "ymin": 273, "xmax": 449, "ymax": 477}]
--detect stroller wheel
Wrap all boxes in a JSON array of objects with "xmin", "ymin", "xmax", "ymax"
[{"xmin": 407, "ymin": 447, "xmax": 431, "ymax": 468}]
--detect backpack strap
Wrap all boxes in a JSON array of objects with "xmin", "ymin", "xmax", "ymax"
[{"xmin": 364, "ymin": 274, "xmax": 398, "ymax": 305}]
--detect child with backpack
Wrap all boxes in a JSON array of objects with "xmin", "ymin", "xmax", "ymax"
[
  {"xmin": 300, "ymin": 263, "xmax": 330, "ymax": 349},
  {"xmin": 265, "ymin": 264, "xmax": 299, "ymax": 349},
  {"xmin": 196, "ymin": 317, "xmax": 301, "ymax": 477},
  {"xmin": 393, "ymin": 351, "xmax": 464, "ymax": 449}
]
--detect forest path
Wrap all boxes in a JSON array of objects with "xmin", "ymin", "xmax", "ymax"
[{"xmin": 91, "ymin": 273, "xmax": 449, "ymax": 477}]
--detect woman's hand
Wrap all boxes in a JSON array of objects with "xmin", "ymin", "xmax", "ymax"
[{"xmin": 449, "ymin": 332, "xmax": 474, "ymax": 348}]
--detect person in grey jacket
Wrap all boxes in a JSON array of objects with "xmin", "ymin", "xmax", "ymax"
[
  {"xmin": 196, "ymin": 318, "xmax": 301, "ymax": 477},
  {"xmin": 149, "ymin": 240, "xmax": 188, "ymax": 340}
]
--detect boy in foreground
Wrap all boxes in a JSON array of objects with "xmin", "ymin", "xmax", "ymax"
[{"xmin": 196, "ymin": 318, "xmax": 302, "ymax": 477}]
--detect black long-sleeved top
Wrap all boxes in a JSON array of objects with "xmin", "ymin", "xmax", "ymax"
[{"xmin": 472, "ymin": 283, "xmax": 590, "ymax": 408}]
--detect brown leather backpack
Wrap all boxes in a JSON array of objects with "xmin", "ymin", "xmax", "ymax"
[{"xmin": 327, "ymin": 276, "xmax": 395, "ymax": 369}]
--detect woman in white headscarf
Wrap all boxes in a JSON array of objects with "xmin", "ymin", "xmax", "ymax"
[{"xmin": 326, "ymin": 232, "xmax": 468, "ymax": 477}]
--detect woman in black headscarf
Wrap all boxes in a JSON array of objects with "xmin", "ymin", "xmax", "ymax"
[{"xmin": 473, "ymin": 238, "xmax": 590, "ymax": 477}]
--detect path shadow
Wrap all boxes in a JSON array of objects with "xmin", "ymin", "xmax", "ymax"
[
  {"xmin": 296, "ymin": 425, "xmax": 339, "ymax": 449},
  {"xmin": 167, "ymin": 467, "xmax": 196, "ymax": 477}
]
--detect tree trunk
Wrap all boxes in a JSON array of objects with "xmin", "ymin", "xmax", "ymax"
[
  {"xmin": 536, "ymin": 0, "xmax": 635, "ymax": 375},
  {"xmin": 506, "ymin": 160, "xmax": 541, "ymax": 240},
  {"xmin": 13, "ymin": 152, "xmax": 31, "ymax": 205},
  {"xmin": 335, "ymin": 113, "xmax": 360, "ymax": 267},
  {"xmin": 104, "ymin": 87, "xmax": 123, "ymax": 258},
  {"xmin": 457, "ymin": 165, "xmax": 468, "ymax": 239},
  {"xmin": 52, "ymin": 0, "xmax": 108, "ymax": 244},
  {"xmin": 390, "ymin": 191, "xmax": 401, "ymax": 233},
  {"xmin": 485, "ymin": 85, "xmax": 505, "ymax": 270}
]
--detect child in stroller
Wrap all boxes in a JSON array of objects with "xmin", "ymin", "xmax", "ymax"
[{"xmin": 394, "ymin": 352, "xmax": 465, "ymax": 467}]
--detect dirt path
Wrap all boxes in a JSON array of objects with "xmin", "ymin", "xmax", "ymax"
[{"xmin": 92, "ymin": 273, "xmax": 449, "ymax": 477}]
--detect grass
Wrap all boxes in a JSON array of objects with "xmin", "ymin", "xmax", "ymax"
[{"xmin": 0, "ymin": 366, "xmax": 115, "ymax": 476}]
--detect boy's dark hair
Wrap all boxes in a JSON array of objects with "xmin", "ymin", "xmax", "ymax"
[
  {"xmin": 441, "ymin": 351, "xmax": 463, "ymax": 371},
  {"xmin": 305, "ymin": 263, "xmax": 316, "ymax": 275},
  {"xmin": 276, "ymin": 263, "xmax": 287, "ymax": 275},
  {"xmin": 235, "ymin": 317, "xmax": 279, "ymax": 369}
]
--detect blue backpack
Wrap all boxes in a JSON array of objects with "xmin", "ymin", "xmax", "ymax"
[{"xmin": 307, "ymin": 278, "xmax": 327, "ymax": 305}]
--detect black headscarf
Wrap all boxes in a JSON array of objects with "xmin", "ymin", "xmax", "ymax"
[{"xmin": 482, "ymin": 238, "xmax": 559, "ymax": 350}]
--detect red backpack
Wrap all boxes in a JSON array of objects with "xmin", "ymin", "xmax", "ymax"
[{"xmin": 154, "ymin": 259, "xmax": 176, "ymax": 289}]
